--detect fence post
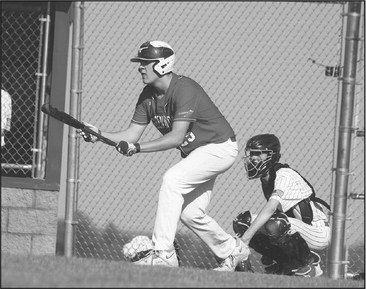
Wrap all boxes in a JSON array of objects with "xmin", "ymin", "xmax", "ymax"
[
  {"xmin": 328, "ymin": 1, "xmax": 362, "ymax": 280},
  {"xmin": 64, "ymin": 1, "xmax": 84, "ymax": 258}
]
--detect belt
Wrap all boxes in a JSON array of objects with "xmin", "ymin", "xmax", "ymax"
[{"xmin": 230, "ymin": 136, "xmax": 236, "ymax": 142}]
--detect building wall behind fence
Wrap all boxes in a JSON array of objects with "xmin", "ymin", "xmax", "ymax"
[
  {"xmin": 1, "ymin": 2, "xmax": 72, "ymax": 257},
  {"xmin": 75, "ymin": 2, "xmax": 364, "ymax": 274}
]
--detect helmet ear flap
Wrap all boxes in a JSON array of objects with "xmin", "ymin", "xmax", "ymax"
[{"xmin": 153, "ymin": 54, "xmax": 175, "ymax": 76}]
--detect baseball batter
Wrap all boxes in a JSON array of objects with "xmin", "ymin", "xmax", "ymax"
[
  {"xmin": 79, "ymin": 41, "xmax": 249, "ymax": 270},
  {"xmin": 233, "ymin": 134, "xmax": 331, "ymax": 277}
]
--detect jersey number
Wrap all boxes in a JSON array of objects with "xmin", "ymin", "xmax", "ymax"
[{"xmin": 181, "ymin": 131, "xmax": 196, "ymax": 147}]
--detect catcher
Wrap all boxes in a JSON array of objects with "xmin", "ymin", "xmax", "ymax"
[{"xmin": 233, "ymin": 134, "xmax": 331, "ymax": 277}]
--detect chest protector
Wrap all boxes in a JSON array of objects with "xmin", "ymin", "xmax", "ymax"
[{"xmin": 261, "ymin": 163, "xmax": 330, "ymax": 225}]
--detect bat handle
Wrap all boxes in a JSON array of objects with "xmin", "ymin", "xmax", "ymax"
[{"xmin": 82, "ymin": 126, "xmax": 117, "ymax": 147}]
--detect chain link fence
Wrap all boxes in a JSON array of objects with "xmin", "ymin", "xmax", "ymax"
[
  {"xmin": 74, "ymin": 2, "xmax": 364, "ymax": 275},
  {"xmin": 2, "ymin": 1, "xmax": 363, "ymax": 276},
  {"xmin": 1, "ymin": 5, "xmax": 49, "ymax": 178}
]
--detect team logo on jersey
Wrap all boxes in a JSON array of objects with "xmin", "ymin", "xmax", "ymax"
[{"xmin": 152, "ymin": 115, "xmax": 172, "ymax": 129}]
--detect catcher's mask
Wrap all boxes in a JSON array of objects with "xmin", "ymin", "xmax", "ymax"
[
  {"xmin": 131, "ymin": 40, "xmax": 175, "ymax": 77},
  {"xmin": 243, "ymin": 134, "xmax": 281, "ymax": 179}
]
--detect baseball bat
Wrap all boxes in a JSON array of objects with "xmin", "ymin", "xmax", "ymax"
[{"xmin": 41, "ymin": 103, "xmax": 117, "ymax": 146}]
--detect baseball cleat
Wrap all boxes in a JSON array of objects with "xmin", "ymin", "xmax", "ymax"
[
  {"xmin": 214, "ymin": 237, "xmax": 250, "ymax": 272},
  {"xmin": 130, "ymin": 249, "xmax": 154, "ymax": 265},
  {"xmin": 235, "ymin": 257, "xmax": 254, "ymax": 272},
  {"xmin": 131, "ymin": 249, "xmax": 179, "ymax": 267},
  {"xmin": 292, "ymin": 251, "xmax": 323, "ymax": 277}
]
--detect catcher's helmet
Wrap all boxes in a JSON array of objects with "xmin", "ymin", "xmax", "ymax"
[
  {"xmin": 243, "ymin": 134, "xmax": 281, "ymax": 179},
  {"xmin": 131, "ymin": 41, "xmax": 175, "ymax": 76}
]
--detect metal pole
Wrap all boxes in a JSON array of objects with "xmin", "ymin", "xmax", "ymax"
[
  {"xmin": 33, "ymin": 2, "xmax": 51, "ymax": 178},
  {"xmin": 328, "ymin": 1, "xmax": 362, "ymax": 280},
  {"xmin": 32, "ymin": 8, "xmax": 44, "ymax": 178},
  {"xmin": 64, "ymin": 1, "xmax": 84, "ymax": 258}
]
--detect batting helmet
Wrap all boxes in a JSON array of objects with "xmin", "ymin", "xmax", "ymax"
[
  {"xmin": 243, "ymin": 134, "xmax": 281, "ymax": 179},
  {"xmin": 131, "ymin": 41, "xmax": 175, "ymax": 76}
]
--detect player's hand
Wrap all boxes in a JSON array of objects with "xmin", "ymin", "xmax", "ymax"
[
  {"xmin": 233, "ymin": 210, "xmax": 252, "ymax": 238},
  {"xmin": 116, "ymin": 140, "xmax": 140, "ymax": 156},
  {"xmin": 78, "ymin": 122, "xmax": 100, "ymax": 143}
]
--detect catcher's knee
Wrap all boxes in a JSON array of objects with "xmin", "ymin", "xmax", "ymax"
[{"xmin": 264, "ymin": 211, "xmax": 291, "ymax": 242}]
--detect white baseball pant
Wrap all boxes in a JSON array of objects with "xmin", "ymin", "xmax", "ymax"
[{"xmin": 152, "ymin": 138, "xmax": 238, "ymax": 259}]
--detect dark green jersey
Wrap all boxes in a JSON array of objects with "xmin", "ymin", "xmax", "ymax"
[{"xmin": 132, "ymin": 73, "xmax": 235, "ymax": 157}]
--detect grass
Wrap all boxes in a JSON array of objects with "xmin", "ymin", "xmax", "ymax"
[{"xmin": 1, "ymin": 254, "xmax": 364, "ymax": 288}]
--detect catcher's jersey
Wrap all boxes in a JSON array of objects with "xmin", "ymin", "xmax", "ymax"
[
  {"xmin": 132, "ymin": 73, "xmax": 235, "ymax": 157},
  {"xmin": 269, "ymin": 168, "xmax": 328, "ymax": 225}
]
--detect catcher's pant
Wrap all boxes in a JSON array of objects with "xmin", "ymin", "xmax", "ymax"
[
  {"xmin": 152, "ymin": 138, "xmax": 238, "ymax": 259},
  {"xmin": 253, "ymin": 214, "xmax": 330, "ymax": 250},
  {"xmin": 288, "ymin": 217, "xmax": 330, "ymax": 250}
]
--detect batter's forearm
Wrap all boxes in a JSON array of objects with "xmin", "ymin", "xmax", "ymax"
[
  {"xmin": 99, "ymin": 122, "xmax": 146, "ymax": 144},
  {"xmin": 139, "ymin": 133, "xmax": 184, "ymax": 153},
  {"xmin": 101, "ymin": 131, "xmax": 138, "ymax": 143}
]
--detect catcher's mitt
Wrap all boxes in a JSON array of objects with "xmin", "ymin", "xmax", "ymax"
[{"xmin": 233, "ymin": 210, "xmax": 252, "ymax": 238}]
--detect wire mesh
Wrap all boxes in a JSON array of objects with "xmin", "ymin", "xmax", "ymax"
[
  {"xmin": 3, "ymin": 1, "xmax": 363, "ymax": 276},
  {"xmin": 74, "ymin": 2, "xmax": 364, "ymax": 274},
  {"xmin": 1, "ymin": 9, "xmax": 47, "ymax": 177}
]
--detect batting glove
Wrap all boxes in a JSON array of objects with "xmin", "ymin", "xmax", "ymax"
[
  {"xmin": 233, "ymin": 210, "xmax": 252, "ymax": 238},
  {"xmin": 116, "ymin": 140, "xmax": 140, "ymax": 156},
  {"xmin": 78, "ymin": 122, "xmax": 100, "ymax": 143}
]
